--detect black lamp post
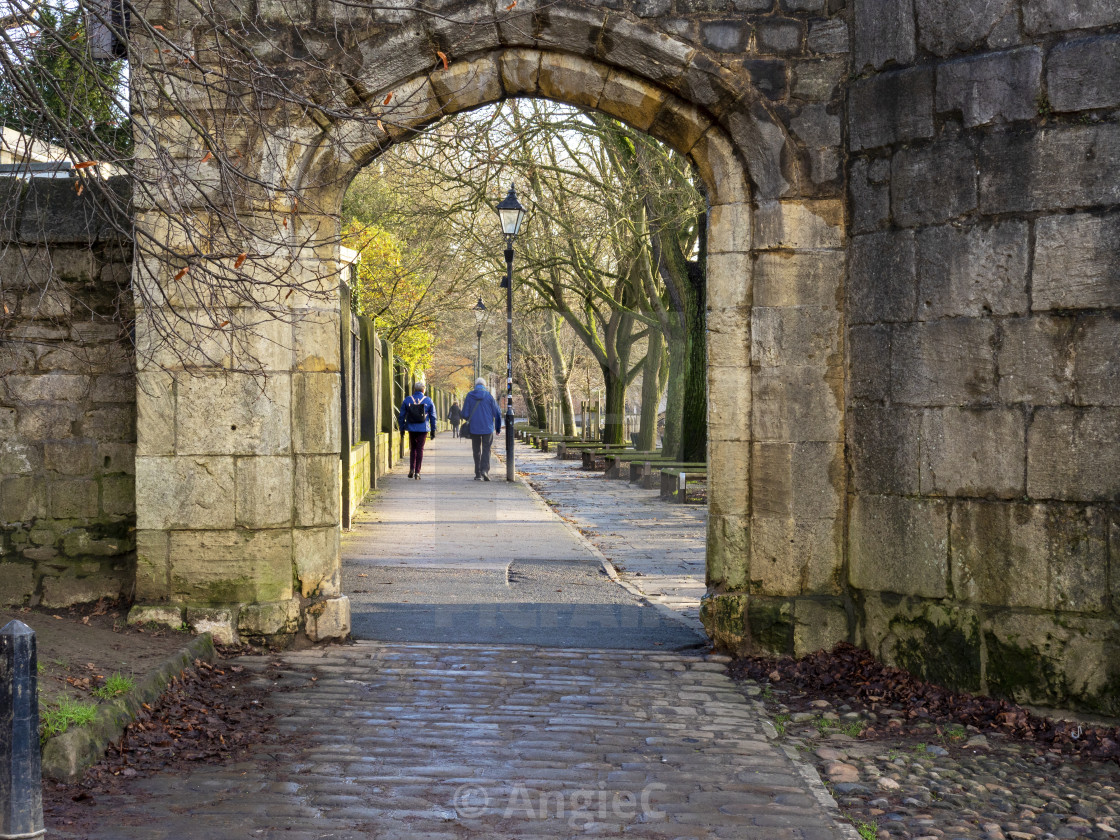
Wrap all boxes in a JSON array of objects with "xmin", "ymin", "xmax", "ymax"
[
  {"xmin": 471, "ymin": 297, "xmax": 487, "ymax": 382},
  {"xmin": 496, "ymin": 184, "xmax": 526, "ymax": 483}
]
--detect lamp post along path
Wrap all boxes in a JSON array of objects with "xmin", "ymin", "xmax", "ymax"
[
  {"xmin": 472, "ymin": 297, "xmax": 487, "ymax": 382},
  {"xmin": 496, "ymin": 185, "xmax": 526, "ymax": 483}
]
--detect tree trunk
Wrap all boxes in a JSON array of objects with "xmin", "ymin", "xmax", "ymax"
[
  {"xmin": 680, "ymin": 235, "xmax": 707, "ymax": 463},
  {"xmin": 602, "ymin": 366, "xmax": 628, "ymax": 445},
  {"xmin": 544, "ymin": 312, "xmax": 576, "ymax": 437},
  {"xmin": 662, "ymin": 333, "xmax": 686, "ymax": 460},
  {"xmin": 515, "ymin": 370, "xmax": 538, "ymax": 428},
  {"xmin": 636, "ymin": 330, "xmax": 663, "ymax": 451}
]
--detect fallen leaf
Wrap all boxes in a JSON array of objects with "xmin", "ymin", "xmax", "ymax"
[
  {"xmin": 74, "ymin": 161, "xmax": 99, "ymax": 170},
  {"xmin": 436, "ymin": 50, "xmax": 448, "ymax": 70},
  {"xmin": 234, "ymin": 253, "xmax": 247, "ymax": 268},
  {"xmin": 174, "ymin": 267, "xmax": 189, "ymax": 280}
]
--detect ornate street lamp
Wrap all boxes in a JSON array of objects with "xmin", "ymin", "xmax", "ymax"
[
  {"xmin": 471, "ymin": 297, "xmax": 487, "ymax": 382},
  {"xmin": 496, "ymin": 184, "xmax": 526, "ymax": 482}
]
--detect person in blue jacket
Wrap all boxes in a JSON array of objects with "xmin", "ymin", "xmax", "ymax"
[
  {"xmin": 460, "ymin": 377, "xmax": 502, "ymax": 481},
  {"xmin": 398, "ymin": 381, "xmax": 436, "ymax": 480}
]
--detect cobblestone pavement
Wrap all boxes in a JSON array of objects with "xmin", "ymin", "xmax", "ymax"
[
  {"xmin": 52, "ymin": 644, "xmax": 854, "ymax": 839},
  {"xmin": 515, "ymin": 444, "xmax": 707, "ymax": 629},
  {"xmin": 736, "ymin": 681, "xmax": 1120, "ymax": 840}
]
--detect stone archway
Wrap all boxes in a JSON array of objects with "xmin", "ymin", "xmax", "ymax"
[{"xmin": 130, "ymin": 4, "xmax": 847, "ymax": 651}]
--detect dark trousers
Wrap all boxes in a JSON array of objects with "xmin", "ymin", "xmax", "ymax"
[
  {"xmin": 409, "ymin": 431, "xmax": 428, "ymax": 474},
  {"xmin": 471, "ymin": 433, "xmax": 493, "ymax": 477},
  {"xmin": 451, "ymin": 422, "xmax": 460, "ymax": 438}
]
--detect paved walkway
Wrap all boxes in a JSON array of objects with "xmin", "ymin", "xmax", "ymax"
[
  {"xmin": 49, "ymin": 436, "xmax": 854, "ymax": 839},
  {"xmin": 514, "ymin": 443, "xmax": 708, "ymax": 628}
]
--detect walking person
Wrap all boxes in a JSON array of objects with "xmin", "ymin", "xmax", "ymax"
[
  {"xmin": 398, "ymin": 381, "xmax": 436, "ymax": 480},
  {"xmin": 460, "ymin": 377, "xmax": 502, "ymax": 481},
  {"xmin": 448, "ymin": 400, "xmax": 462, "ymax": 438}
]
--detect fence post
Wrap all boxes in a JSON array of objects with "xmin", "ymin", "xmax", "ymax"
[{"xmin": 1, "ymin": 620, "xmax": 44, "ymax": 840}]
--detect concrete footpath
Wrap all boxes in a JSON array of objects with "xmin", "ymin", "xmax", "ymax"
[{"xmin": 50, "ymin": 436, "xmax": 854, "ymax": 839}]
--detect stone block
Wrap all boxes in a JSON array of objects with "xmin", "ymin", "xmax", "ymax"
[
  {"xmin": 750, "ymin": 515, "xmax": 841, "ymax": 596},
  {"xmin": 170, "ymin": 528, "xmax": 293, "ymax": 604},
  {"xmin": 430, "ymin": 55, "xmax": 504, "ymax": 115},
  {"xmin": 40, "ymin": 571, "xmax": 124, "ymax": 608},
  {"xmin": 756, "ymin": 18, "xmax": 803, "ymax": 54},
  {"xmin": 135, "ymin": 455, "xmax": 235, "ymax": 531},
  {"xmin": 1047, "ymin": 35, "xmax": 1120, "ymax": 113},
  {"xmin": 693, "ymin": 128, "xmax": 751, "ymax": 206},
  {"xmin": 49, "ymin": 479, "xmax": 98, "ymax": 520},
  {"xmin": 916, "ymin": 0, "xmax": 1020, "ymax": 56},
  {"xmin": 498, "ymin": 49, "xmax": 541, "ymax": 97},
  {"xmin": 1073, "ymin": 315, "xmax": 1120, "ymax": 406},
  {"xmin": 849, "ymin": 494, "xmax": 949, "ymax": 598},
  {"xmin": 537, "ymin": 53, "xmax": 608, "ymax": 112},
  {"xmin": 997, "ymin": 316, "xmax": 1074, "ymax": 405},
  {"xmin": 186, "ymin": 607, "xmax": 238, "ymax": 645},
  {"xmin": 916, "ymin": 221, "xmax": 1028, "ymax": 319},
  {"xmin": 1027, "ymin": 408, "xmax": 1120, "ymax": 501},
  {"xmin": 1022, "ymin": 0, "xmax": 1120, "ymax": 35},
  {"xmin": 134, "ymin": 529, "xmax": 169, "ymax": 600},
  {"xmin": 635, "ymin": 0, "xmax": 671, "ymax": 15},
  {"xmin": 238, "ymin": 598, "xmax": 301, "ymax": 637},
  {"xmin": 81, "ymin": 406, "xmax": 135, "ymax": 443},
  {"xmin": 951, "ymin": 500, "xmax": 1107, "ymax": 612},
  {"xmin": 295, "ymin": 455, "xmax": 341, "ymax": 527},
  {"xmin": 847, "ymin": 406, "xmax": 920, "ymax": 494},
  {"xmin": 706, "ymin": 514, "xmax": 750, "ymax": 591},
  {"xmin": 789, "ymin": 104, "xmax": 841, "ymax": 186},
  {"xmin": 597, "ymin": 72, "xmax": 666, "ymax": 133},
  {"xmin": 847, "ymin": 325, "xmax": 891, "ymax": 403},
  {"xmin": 648, "ymin": 96, "xmax": 712, "ymax": 156},
  {"xmin": 793, "ymin": 599, "xmax": 849, "ymax": 656},
  {"xmin": 707, "ymin": 203, "xmax": 751, "ymax": 254},
  {"xmin": 935, "ymin": 48, "xmax": 1042, "ymax": 127},
  {"xmin": 699, "ymin": 592, "xmax": 751, "ymax": 653},
  {"xmin": 979, "ymin": 124, "xmax": 1120, "ymax": 214},
  {"xmin": 807, "ymin": 19, "xmax": 848, "ymax": 54},
  {"xmin": 791, "ymin": 58, "xmax": 845, "ymax": 101},
  {"xmin": 752, "ymin": 365, "xmax": 843, "ymax": 443},
  {"xmin": 294, "ymin": 525, "xmax": 341, "ymax": 597},
  {"xmin": 176, "ymin": 371, "xmax": 291, "ymax": 456},
  {"xmin": 235, "ymin": 456, "xmax": 293, "ymax": 528},
  {"xmin": 0, "ymin": 476, "xmax": 47, "ymax": 522},
  {"xmin": 43, "ymin": 441, "xmax": 97, "ymax": 477},
  {"xmin": 983, "ymin": 611, "xmax": 1120, "ymax": 713},
  {"xmin": 751, "ymin": 440, "xmax": 842, "ymax": 521},
  {"xmin": 853, "ymin": 0, "xmax": 916, "ymax": 72},
  {"xmin": 4, "ymin": 373, "xmax": 89, "ymax": 403},
  {"xmin": 752, "ymin": 200, "xmax": 842, "ymax": 250},
  {"xmin": 919, "ymin": 407, "xmax": 1026, "ymax": 497},
  {"xmin": 891, "ymin": 140, "xmax": 977, "ymax": 227},
  {"xmin": 100, "ymin": 474, "xmax": 136, "ymax": 516},
  {"xmin": 849, "ymin": 157, "xmax": 890, "ymax": 234},
  {"xmin": 0, "ymin": 440, "xmax": 41, "ymax": 476},
  {"xmin": 891, "ymin": 319, "xmax": 997, "ymax": 406},
  {"xmin": 0, "ymin": 563, "xmax": 34, "ymax": 606},
  {"xmin": 848, "ymin": 67, "xmax": 933, "ymax": 151},
  {"xmin": 305, "ymin": 595, "xmax": 351, "ymax": 642},
  {"xmin": 751, "ymin": 306, "xmax": 840, "ymax": 369},
  {"xmin": 1032, "ymin": 212, "xmax": 1120, "ymax": 311},
  {"xmin": 229, "ymin": 313, "xmax": 292, "ymax": 373},
  {"xmin": 97, "ymin": 442, "xmax": 135, "ymax": 476},
  {"xmin": 848, "ymin": 229, "xmax": 915, "ymax": 324},
  {"xmin": 753, "ymin": 250, "xmax": 844, "ymax": 308},
  {"xmin": 701, "ymin": 19, "xmax": 749, "ymax": 53},
  {"xmin": 744, "ymin": 60, "xmax": 788, "ymax": 101},
  {"xmin": 708, "ymin": 440, "xmax": 749, "ymax": 518},
  {"xmin": 292, "ymin": 372, "xmax": 342, "ymax": 454},
  {"xmin": 127, "ymin": 605, "xmax": 183, "ymax": 629},
  {"xmin": 723, "ymin": 104, "xmax": 792, "ymax": 201},
  {"xmin": 705, "ymin": 251, "xmax": 750, "ymax": 310},
  {"xmin": 136, "ymin": 371, "xmax": 175, "ymax": 457}
]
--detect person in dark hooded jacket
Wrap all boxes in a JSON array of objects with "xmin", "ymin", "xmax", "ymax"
[
  {"xmin": 459, "ymin": 378, "xmax": 502, "ymax": 480},
  {"xmin": 398, "ymin": 381, "xmax": 436, "ymax": 479},
  {"xmin": 448, "ymin": 400, "xmax": 463, "ymax": 438}
]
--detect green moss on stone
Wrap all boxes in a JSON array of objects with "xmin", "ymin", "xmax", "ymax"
[
  {"xmin": 747, "ymin": 597, "xmax": 794, "ymax": 655},
  {"xmin": 890, "ymin": 607, "xmax": 982, "ymax": 693}
]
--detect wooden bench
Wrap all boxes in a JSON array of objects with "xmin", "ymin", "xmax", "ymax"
[
  {"xmin": 602, "ymin": 451, "xmax": 664, "ymax": 479},
  {"xmin": 580, "ymin": 445, "xmax": 633, "ymax": 470},
  {"xmin": 659, "ymin": 466, "xmax": 708, "ymax": 503},
  {"xmin": 555, "ymin": 440, "xmax": 607, "ymax": 460},
  {"xmin": 625, "ymin": 458, "xmax": 700, "ymax": 488},
  {"xmin": 529, "ymin": 433, "xmax": 580, "ymax": 452}
]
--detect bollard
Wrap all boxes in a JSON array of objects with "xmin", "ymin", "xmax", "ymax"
[{"xmin": 1, "ymin": 620, "xmax": 44, "ymax": 840}]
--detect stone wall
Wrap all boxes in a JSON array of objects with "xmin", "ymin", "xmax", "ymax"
[
  {"xmin": 0, "ymin": 178, "xmax": 136, "ymax": 608},
  {"xmin": 846, "ymin": 0, "xmax": 1120, "ymax": 713}
]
